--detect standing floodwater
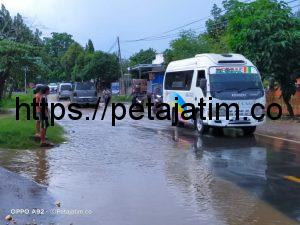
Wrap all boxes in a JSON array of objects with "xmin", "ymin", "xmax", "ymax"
[{"xmin": 0, "ymin": 102, "xmax": 299, "ymax": 225}]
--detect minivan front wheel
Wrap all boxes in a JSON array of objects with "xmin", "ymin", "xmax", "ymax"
[{"xmin": 194, "ymin": 112, "xmax": 208, "ymax": 135}]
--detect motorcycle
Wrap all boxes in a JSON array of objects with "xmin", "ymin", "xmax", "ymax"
[
  {"xmin": 152, "ymin": 94, "xmax": 163, "ymax": 114},
  {"xmin": 132, "ymin": 95, "xmax": 144, "ymax": 106},
  {"xmin": 102, "ymin": 89, "xmax": 111, "ymax": 106},
  {"xmin": 104, "ymin": 93, "xmax": 111, "ymax": 105}
]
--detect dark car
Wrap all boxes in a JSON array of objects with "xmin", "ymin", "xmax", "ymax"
[{"xmin": 70, "ymin": 82, "xmax": 98, "ymax": 106}]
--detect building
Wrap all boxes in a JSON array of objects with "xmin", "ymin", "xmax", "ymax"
[{"xmin": 129, "ymin": 54, "xmax": 165, "ymax": 95}]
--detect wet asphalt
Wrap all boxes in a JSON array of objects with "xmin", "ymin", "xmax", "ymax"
[{"xmin": 0, "ymin": 98, "xmax": 300, "ymax": 225}]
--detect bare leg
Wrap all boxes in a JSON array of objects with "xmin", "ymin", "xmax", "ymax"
[
  {"xmin": 35, "ymin": 121, "xmax": 41, "ymax": 137},
  {"xmin": 40, "ymin": 128, "xmax": 47, "ymax": 144}
]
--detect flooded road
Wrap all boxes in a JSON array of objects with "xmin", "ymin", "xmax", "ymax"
[{"xmin": 1, "ymin": 101, "xmax": 300, "ymax": 225}]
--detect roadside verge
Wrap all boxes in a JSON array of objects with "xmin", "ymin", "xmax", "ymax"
[
  {"xmin": 256, "ymin": 119, "xmax": 300, "ymax": 143},
  {"xmin": 0, "ymin": 93, "xmax": 65, "ymax": 150}
]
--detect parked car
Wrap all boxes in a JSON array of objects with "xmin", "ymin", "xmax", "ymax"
[
  {"xmin": 57, "ymin": 83, "xmax": 73, "ymax": 100},
  {"xmin": 70, "ymin": 82, "xmax": 98, "ymax": 106},
  {"xmin": 49, "ymin": 83, "xmax": 58, "ymax": 93}
]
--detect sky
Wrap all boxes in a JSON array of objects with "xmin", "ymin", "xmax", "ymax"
[{"xmin": 0, "ymin": 0, "xmax": 233, "ymax": 57}]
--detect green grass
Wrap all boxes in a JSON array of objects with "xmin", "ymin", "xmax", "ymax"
[
  {"xmin": 0, "ymin": 91, "xmax": 66, "ymax": 149},
  {"xmin": 0, "ymin": 92, "xmax": 34, "ymax": 109},
  {"xmin": 111, "ymin": 95, "xmax": 132, "ymax": 103},
  {"xmin": 0, "ymin": 115, "xmax": 65, "ymax": 149}
]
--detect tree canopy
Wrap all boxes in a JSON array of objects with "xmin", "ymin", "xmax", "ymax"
[
  {"xmin": 0, "ymin": 3, "xmax": 122, "ymax": 100},
  {"xmin": 162, "ymin": 0, "xmax": 300, "ymax": 116},
  {"xmin": 85, "ymin": 39, "xmax": 95, "ymax": 53},
  {"xmin": 226, "ymin": 0, "xmax": 300, "ymax": 116},
  {"xmin": 1, "ymin": 1, "xmax": 300, "ymax": 116},
  {"xmin": 0, "ymin": 40, "xmax": 41, "ymax": 99},
  {"xmin": 164, "ymin": 30, "xmax": 212, "ymax": 65},
  {"xmin": 129, "ymin": 48, "xmax": 156, "ymax": 67}
]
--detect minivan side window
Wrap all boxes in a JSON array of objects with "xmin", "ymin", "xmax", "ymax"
[
  {"xmin": 164, "ymin": 70, "xmax": 193, "ymax": 91},
  {"xmin": 196, "ymin": 70, "xmax": 205, "ymax": 87}
]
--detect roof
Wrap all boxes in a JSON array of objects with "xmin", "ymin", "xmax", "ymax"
[
  {"xmin": 195, "ymin": 53, "xmax": 248, "ymax": 64},
  {"xmin": 130, "ymin": 64, "xmax": 164, "ymax": 72},
  {"xmin": 167, "ymin": 53, "xmax": 254, "ymax": 72}
]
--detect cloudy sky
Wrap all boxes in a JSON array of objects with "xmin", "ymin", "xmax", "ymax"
[{"xmin": 1, "ymin": 0, "xmax": 227, "ymax": 57}]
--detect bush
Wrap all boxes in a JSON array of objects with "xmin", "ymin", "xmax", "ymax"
[
  {"xmin": 0, "ymin": 91, "xmax": 34, "ymax": 109},
  {"xmin": 111, "ymin": 95, "xmax": 132, "ymax": 103}
]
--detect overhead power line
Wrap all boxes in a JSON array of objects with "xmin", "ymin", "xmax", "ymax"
[
  {"xmin": 123, "ymin": 18, "xmax": 209, "ymax": 43},
  {"xmin": 286, "ymin": 0, "xmax": 298, "ymax": 4},
  {"xmin": 107, "ymin": 40, "xmax": 117, "ymax": 53},
  {"xmin": 123, "ymin": 19, "xmax": 228, "ymax": 43},
  {"xmin": 123, "ymin": 0, "xmax": 297, "ymax": 44},
  {"xmin": 123, "ymin": 0, "xmax": 254, "ymax": 43},
  {"xmin": 122, "ymin": 0, "xmax": 298, "ymax": 44},
  {"xmin": 116, "ymin": 0, "xmax": 299, "ymax": 57}
]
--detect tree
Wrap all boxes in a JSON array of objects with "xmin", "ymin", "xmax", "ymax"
[
  {"xmin": 0, "ymin": 40, "xmax": 40, "ymax": 100},
  {"xmin": 206, "ymin": 4, "xmax": 226, "ymax": 42},
  {"xmin": 0, "ymin": 4, "xmax": 42, "ymax": 45},
  {"xmin": 0, "ymin": 4, "xmax": 46, "ymax": 99},
  {"xmin": 43, "ymin": 32, "xmax": 74, "ymax": 81},
  {"xmin": 43, "ymin": 32, "xmax": 74, "ymax": 58},
  {"xmin": 204, "ymin": 1, "xmax": 236, "ymax": 53},
  {"xmin": 81, "ymin": 51, "xmax": 119, "ymax": 86},
  {"xmin": 12, "ymin": 13, "xmax": 35, "ymax": 43},
  {"xmin": 0, "ymin": 4, "xmax": 13, "ymax": 40},
  {"xmin": 163, "ymin": 30, "xmax": 211, "ymax": 65},
  {"xmin": 85, "ymin": 39, "xmax": 94, "ymax": 53},
  {"xmin": 226, "ymin": 0, "xmax": 300, "ymax": 117},
  {"xmin": 129, "ymin": 48, "xmax": 156, "ymax": 67},
  {"xmin": 61, "ymin": 42, "xmax": 84, "ymax": 81}
]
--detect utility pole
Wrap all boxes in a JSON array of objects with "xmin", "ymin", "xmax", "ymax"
[{"xmin": 117, "ymin": 36, "xmax": 125, "ymax": 95}]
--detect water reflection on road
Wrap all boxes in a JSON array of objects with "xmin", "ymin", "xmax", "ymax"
[{"xmin": 0, "ymin": 105, "xmax": 299, "ymax": 225}]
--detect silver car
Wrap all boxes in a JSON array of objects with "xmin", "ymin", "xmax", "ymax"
[
  {"xmin": 49, "ymin": 83, "xmax": 58, "ymax": 93},
  {"xmin": 57, "ymin": 83, "xmax": 73, "ymax": 100},
  {"xmin": 70, "ymin": 82, "xmax": 98, "ymax": 106}
]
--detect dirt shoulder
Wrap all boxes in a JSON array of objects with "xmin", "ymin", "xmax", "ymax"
[{"xmin": 256, "ymin": 119, "xmax": 300, "ymax": 142}]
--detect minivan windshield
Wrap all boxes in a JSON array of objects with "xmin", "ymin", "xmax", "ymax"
[
  {"xmin": 76, "ymin": 82, "xmax": 95, "ymax": 90},
  {"xmin": 61, "ymin": 84, "xmax": 72, "ymax": 91},
  {"xmin": 210, "ymin": 73, "xmax": 264, "ymax": 100}
]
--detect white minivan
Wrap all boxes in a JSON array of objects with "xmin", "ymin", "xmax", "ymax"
[
  {"xmin": 163, "ymin": 53, "xmax": 265, "ymax": 135},
  {"xmin": 57, "ymin": 83, "xmax": 73, "ymax": 100}
]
